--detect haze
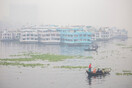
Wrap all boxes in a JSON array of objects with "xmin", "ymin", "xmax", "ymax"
[{"xmin": 0, "ymin": 0, "xmax": 132, "ymax": 36}]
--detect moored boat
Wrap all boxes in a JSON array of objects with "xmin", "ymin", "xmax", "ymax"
[
  {"xmin": 84, "ymin": 45, "xmax": 98, "ymax": 51},
  {"xmin": 84, "ymin": 48, "xmax": 97, "ymax": 51}
]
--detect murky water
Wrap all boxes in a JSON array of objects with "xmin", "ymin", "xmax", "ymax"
[{"xmin": 0, "ymin": 38, "xmax": 132, "ymax": 88}]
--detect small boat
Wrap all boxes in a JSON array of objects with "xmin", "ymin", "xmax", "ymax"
[
  {"xmin": 84, "ymin": 48, "xmax": 97, "ymax": 51},
  {"xmin": 84, "ymin": 45, "xmax": 98, "ymax": 51},
  {"xmin": 86, "ymin": 70, "xmax": 110, "ymax": 77}
]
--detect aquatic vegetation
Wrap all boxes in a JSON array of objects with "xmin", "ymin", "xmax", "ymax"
[
  {"xmin": 0, "ymin": 54, "xmax": 75, "ymax": 62},
  {"xmin": 0, "ymin": 62, "xmax": 45, "ymax": 68},
  {"xmin": 0, "ymin": 58, "xmax": 35, "ymax": 61},
  {"xmin": 116, "ymin": 73, "xmax": 123, "ymax": 75},
  {"xmin": 85, "ymin": 56, "xmax": 93, "ymax": 59},
  {"xmin": 54, "ymin": 66, "xmax": 88, "ymax": 69},
  {"xmin": 122, "ymin": 70, "xmax": 131, "ymax": 72},
  {"xmin": 30, "ymin": 54, "xmax": 74, "ymax": 61},
  {"xmin": 116, "ymin": 72, "xmax": 132, "ymax": 76},
  {"xmin": 116, "ymin": 70, "xmax": 132, "ymax": 76},
  {"xmin": 116, "ymin": 44, "xmax": 126, "ymax": 46},
  {"xmin": 1, "ymin": 51, "xmax": 94, "ymax": 62},
  {"xmin": 100, "ymin": 51, "xmax": 106, "ymax": 53},
  {"xmin": 122, "ymin": 46, "xmax": 132, "ymax": 49},
  {"xmin": 74, "ymin": 56, "xmax": 93, "ymax": 59},
  {"xmin": 10, "ymin": 54, "xmax": 23, "ymax": 57}
]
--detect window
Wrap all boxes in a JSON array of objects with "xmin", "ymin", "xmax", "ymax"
[
  {"xmin": 51, "ymin": 34, "xmax": 55, "ymax": 36},
  {"xmin": 87, "ymin": 39, "xmax": 90, "ymax": 41},
  {"xmin": 56, "ymin": 34, "xmax": 60, "ymax": 36},
  {"xmin": 74, "ymin": 39, "xmax": 78, "ymax": 41},
  {"xmin": 83, "ymin": 34, "xmax": 86, "ymax": 37},
  {"xmin": 46, "ymin": 38, "xmax": 50, "ymax": 40},
  {"xmin": 46, "ymin": 34, "xmax": 50, "ymax": 36},
  {"xmin": 42, "ymin": 34, "xmax": 45, "ymax": 37},
  {"xmin": 74, "ymin": 35, "xmax": 78, "ymax": 37},
  {"xmin": 83, "ymin": 39, "xmax": 86, "ymax": 41},
  {"xmin": 88, "ymin": 35, "xmax": 91, "ymax": 37}
]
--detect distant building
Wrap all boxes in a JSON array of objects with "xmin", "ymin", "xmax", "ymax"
[
  {"xmin": 20, "ymin": 29, "xmax": 38, "ymax": 43},
  {"xmin": 0, "ymin": 30, "xmax": 14, "ymax": 40},
  {"xmin": 57, "ymin": 28, "xmax": 92, "ymax": 44},
  {"xmin": 94, "ymin": 27, "xmax": 112, "ymax": 41},
  {"xmin": 0, "ymin": 25, "xmax": 128, "ymax": 43},
  {"xmin": 38, "ymin": 29, "xmax": 60, "ymax": 44}
]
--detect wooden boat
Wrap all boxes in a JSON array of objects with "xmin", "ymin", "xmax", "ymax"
[
  {"xmin": 84, "ymin": 45, "xmax": 98, "ymax": 51},
  {"xmin": 86, "ymin": 70, "xmax": 110, "ymax": 77},
  {"xmin": 84, "ymin": 48, "xmax": 97, "ymax": 51}
]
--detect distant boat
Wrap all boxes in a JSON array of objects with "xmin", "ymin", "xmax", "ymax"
[
  {"xmin": 84, "ymin": 45, "xmax": 98, "ymax": 51},
  {"xmin": 84, "ymin": 48, "xmax": 97, "ymax": 51}
]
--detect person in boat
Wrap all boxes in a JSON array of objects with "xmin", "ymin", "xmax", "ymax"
[
  {"xmin": 102, "ymin": 69, "xmax": 105, "ymax": 74},
  {"xmin": 96, "ymin": 68, "xmax": 103, "ymax": 73},
  {"xmin": 93, "ymin": 68, "xmax": 96, "ymax": 73},
  {"xmin": 96, "ymin": 68, "xmax": 100, "ymax": 73},
  {"xmin": 88, "ymin": 63, "xmax": 92, "ymax": 72}
]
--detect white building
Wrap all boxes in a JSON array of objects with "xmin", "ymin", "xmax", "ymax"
[
  {"xmin": 20, "ymin": 29, "xmax": 38, "ymax": 43},
  {"xmin": 38, "ymin": 29, "xmax": 60, "ymax": 44},
  {"xmin": 0, "ymin": 30, "xmax": 14, "ymax": 40},
  {"xmin": 94, "ymin": 27, "xmax": 112, "ymax": 41}
]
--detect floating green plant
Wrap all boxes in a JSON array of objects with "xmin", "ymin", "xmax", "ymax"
[
  {"xmin": 116, "ymin": 70, "xmax": 132, "ymax": 76},
  {"xmin": 116, "ymin": 44, "xmax": 126, "ymax": 46},
  {"xmin": 122, "ymin": 46, "xmax": 132, "ymax": 49},
  {"xmin": 122, "ymin": 70, "xmax": 131, "ymax": 72},
  {"xmin": 0, "ymin": 62, "xmax": 45, "ymax": 68},
  {"xmin": 10, "ymin": 54, "xmax": 23, "ymax": 57},
  {"xmin": 85, "ymin": 56, "xmax": 93, "ymax": 59},
  {"xmin": 30, "ymin": 54, "xmax": 74, "ymax": 62},
  {"xmin": 116, "ymin": 73, "xmax": 123, "ymax": 75},
  {"xmin": 0, "ymin": 58, "xmax": 35, "ymax": 61},
  {"xmin": 54, "ymin": 66, "xmax": 88, "ymax": 69},
  {"xmin": 1, "ymin": 52, "xmax": 94, "ymax": 62},
  {"xmin": 0, "ymin": 54, "xmax": 74, "ymax": 62}
]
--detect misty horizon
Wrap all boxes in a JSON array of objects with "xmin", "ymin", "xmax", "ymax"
[{"xmin": 0, "ymin": 0, "xmax": 132, "ymax": 37}]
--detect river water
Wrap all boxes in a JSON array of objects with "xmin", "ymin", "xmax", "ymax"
[{"xmin": 0, "ymin": 38, "xmax": 132, "ymax": 88}]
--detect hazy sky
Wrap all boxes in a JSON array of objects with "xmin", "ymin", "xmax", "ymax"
[{"xmin": 0, "ymin": 0, "xmax": 132, "ymax": 36}]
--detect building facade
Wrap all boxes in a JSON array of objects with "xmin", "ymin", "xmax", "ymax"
[
  {"xmin": 0, "ymin": 30, "xmax": 14, "ymax": 40},
  {"xmin": 20, "ymin": 29, "xmax": 38, "ymax": 43},
  {"xmin": 57, "ymin": 28, "xmax": 92, "ymax": 44},
  {"xmin": 38, "ymin": 29, "xmax": 60, "ymax": 44}
]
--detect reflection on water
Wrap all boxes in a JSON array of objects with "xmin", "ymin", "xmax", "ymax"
[
  {"xmin": 86, "ymin": 73, "xmax": 110, "ymax": 85},
  {"xmin": 0, "ymin": 41, "xmax": 98, "ymax": 58},
  {"xmin": 0, "ymin": 38, "xmax": 132, "ymax": 88}
]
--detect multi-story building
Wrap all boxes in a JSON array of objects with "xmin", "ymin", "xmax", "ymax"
[
  {"xmin": 38, "ymin": 29, "xmax": 60, "ymax": 44},
  {"xmin": 95, "ymin": 27, "xmax": 112, "ymax": 41},
  {"xmin": 12, "ymin": 31, "xmax": 21, "ymax": 40},
  {"xmin": 20, "ymin": 29, "xmax": 38, "ymax": 43},
  {"xmin": 0, "ymin": 30, "xmax": 14, "ymax": 40},
  {"xmin": 0, "ymin": 25, "xmax": 128, "ymax": 43},
  {"xmin": 57, "ymin": 28, "xmax": 92, "ymax": 44}
]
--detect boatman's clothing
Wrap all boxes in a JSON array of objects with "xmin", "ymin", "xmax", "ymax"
[{"xmin": 89, "ymin": 64, "xmax": 91, "ymax": 72}]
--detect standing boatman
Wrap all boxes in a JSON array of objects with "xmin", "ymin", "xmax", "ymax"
[{"xmin": 88, "ymin": 63, "xmax": 92, "ymax": 72}]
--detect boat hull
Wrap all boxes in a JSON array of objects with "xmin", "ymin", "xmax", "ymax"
[
  {"xmin": 84, "ymin": 49, "xmax": 97, "ymax": 51},
  {"xmin": 86, "ymin": 70, "xmax": 110, "ymax": 76}
]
